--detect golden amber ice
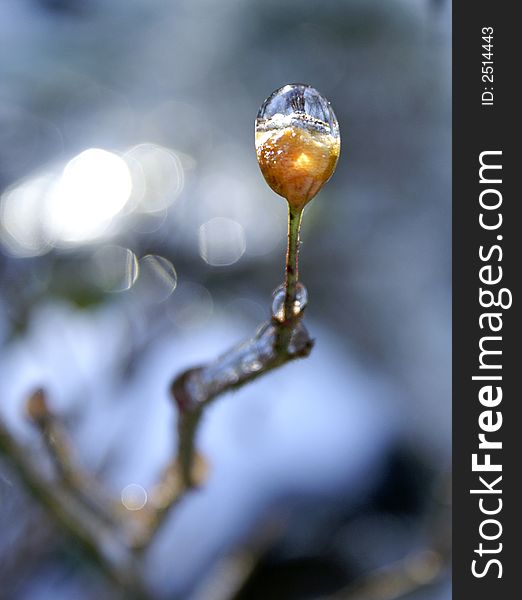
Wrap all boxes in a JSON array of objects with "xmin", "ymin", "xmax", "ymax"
[{"xmin": 255, "ymin": 84, "xmax": 340, "ymax": 209}]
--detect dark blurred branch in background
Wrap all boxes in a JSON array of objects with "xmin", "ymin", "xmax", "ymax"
[
  {"xmin": 322, "ymin": 549, "xmax": 444, "ymax": 600},
  {"xmin": 194, "ymin": 474, "xmax": 451, "ymax": 600},
  {"xmin": 320, "ymin": 473, "xmax": 451, "ymax": 600}
]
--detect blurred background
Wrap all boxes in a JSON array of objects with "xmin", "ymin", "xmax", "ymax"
[{"xmin": 0, "ymin": 1, "xmax": 451, "ymax": 599}]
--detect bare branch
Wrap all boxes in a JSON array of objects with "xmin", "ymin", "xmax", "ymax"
[
  {"xmin": 0, "ymin": 301, "xmax": 315, "ymax": 595},
  {"xmin": 0, "ymin": 418, "xmax": 147, "ymax": 597},
  {"xmin": 171, "ymin": 317, "xmax": 313, "ymax": 489},
  {"xmin": 25, "ymin": 388, "xmax": 124, "ymax": 529},
  {"xmin": 322, "ymin": 549, "xmax": 445, "ymax": 600}
]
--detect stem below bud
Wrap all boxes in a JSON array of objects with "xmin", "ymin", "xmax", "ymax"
[{"xmin": 284, "ymin": 205, "xmax": 303, "ymax": 322}]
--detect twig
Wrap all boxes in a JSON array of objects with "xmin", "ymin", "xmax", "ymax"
[
  {"xmin": 0, "ymin": 88, "xmax": 329, "ymax": 596},
  {"xmin": 134, "ymin": 307, "xmax": 314, "ymax": 545},
  {"xmin": 283, "ymin": 206, "xmax": 303, "ymax": 320},
  {"xmin": 274, "ymin": 205, "xmax": 305, "ymax": 352},
  {"xmin": 0, "ymin": 306, "xmax": 314, "ymax": 569},
  {"xmin": 171, "ymin": 316, "xmax": 314, "ymax": 489},
  {"xmin": 321, "ymin": 549, "xmax": 444, "ymax": 600},
  {"xmin": 25, "ymin": 389, "xmax": 125, "ymax": 529},
  {"xmin": 191, "ymin": 546, "xmax": 260, "ymax": 600},
  {"xmin": 131, "ymin": 458, "xmax": 188, "ymax": 550},
  {"xmin": 121, "ymin": 312, "xmax": 315, "ymax": 550},
  {"xmin": 0, "ymin": 418, "xmax": 148, "ymax": 598},
  {"xmin": 133, "ymin": 309, "xmax": 313, "ymax": 549},
  {"xmin": 320, "ymin": 473, "xmax": 451, "ymax": 600},
  {"xmin": 190, "ymin": 516, "xmax": 285, "ymax": 600}
]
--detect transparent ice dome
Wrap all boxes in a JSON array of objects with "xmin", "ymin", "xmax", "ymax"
[{"xmin": 256, "ymin": 83, "xmax": 339, "ymax": 138}]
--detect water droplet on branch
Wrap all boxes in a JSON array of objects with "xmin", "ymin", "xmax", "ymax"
[{"xmin": 271, "ymin": 282, "xmax": 308, "ymax": 322}]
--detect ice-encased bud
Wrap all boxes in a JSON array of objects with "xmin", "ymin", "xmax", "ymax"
[{"xmin": 255, "ymin": 84, "xmax": 340, "ymax": 209}]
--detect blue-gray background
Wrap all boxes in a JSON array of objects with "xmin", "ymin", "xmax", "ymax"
[{"xmin": 0, "ymin": 1, "xmax": 451, "ymax": 599}]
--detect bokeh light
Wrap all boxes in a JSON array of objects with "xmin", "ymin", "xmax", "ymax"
[
  {"xmin": 132, "ymin": 255, "xmax": 178, "ymax": 303},
  {"xmin": 0, "ymin": 175, "xmax": 53, "ymax": 257},
  {"xmin": 89, "ymin": 245, "xmax": 139, "ymax": 293},
  {"xmin": 43, "ymin": 148, "xmax": 132, "ymax": 244},
  {"xmin": 121, "ymin": 483, "xmax": 148, "ymax": 511},
  {"xmin": 198, "ymin": 217, "xmax": 246, "ymax": 266},
  {"xmin": 125, "ymin": 143, "xmax": 184, "ymax": 214}
]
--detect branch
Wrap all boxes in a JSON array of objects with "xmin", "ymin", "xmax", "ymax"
[
  {"xmin": 321, "ymin": 549, "xmax": 444, "ymax": 600},
  {"xmin": 0, "ymin": 291, "xmax": 314, "ymax": 599},
  {"xmin": 190, "ymin": 517, "xmax": 284, "ymax": 600},
  {"xmin": 0, "ymin": 418, "xmax": 147, "ymax": 597},
  {"xmin": 25, "ymin": 389, "xmax": 123, "ymax": 528},
  {"xmin": 172, "ymin": 316, "xmax": 313, "ymax": 488},
  {"xmin": 320, "ymin": 474, "xmax": 451, "ymax": 600},
  {"xmin": 0, "ymin": 84, "xmax": 331, "ymax": 595},
  {"xmin": 131, "ymin": 306, "xmax": 313, "ymax": 548}
]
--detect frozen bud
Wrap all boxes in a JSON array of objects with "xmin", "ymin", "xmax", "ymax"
[{"xmin": 255, "ymin": 84, "xmax": 340, "ymax": 209}]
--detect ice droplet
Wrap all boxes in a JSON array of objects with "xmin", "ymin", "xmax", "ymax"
[
  {"xmin": 255, "ymin": 321, "xmax": 277, "ymax": 359},
  {"xmin": 271, "ymin": 282, "xmax": 308, "ymax": 322},
  {"xmin": 241, "ymin": 354, "xmax": 263, "ymax": 373}
]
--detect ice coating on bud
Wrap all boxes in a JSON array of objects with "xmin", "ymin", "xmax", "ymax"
[{"xmin": 255, "ymin": 84, "xmax": 340, "ymax": 209}]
